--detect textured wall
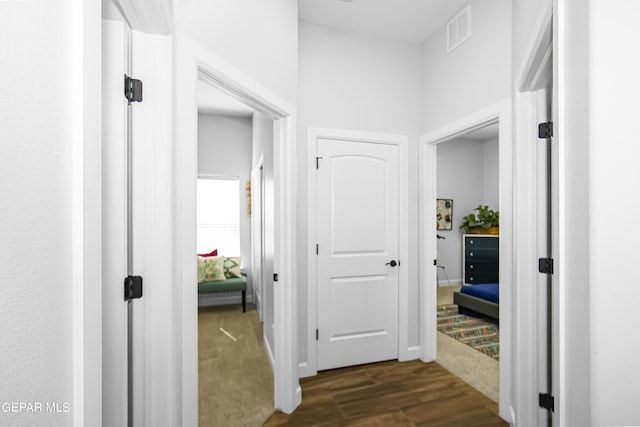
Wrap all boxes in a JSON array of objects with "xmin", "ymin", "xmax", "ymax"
[
  {"xmin": 0, "ymin": 1, "xmax": 75, "ymax": 425},
  {"xmin": 174, "ymin": 0, "xmax": 298, "ymax": 108}
]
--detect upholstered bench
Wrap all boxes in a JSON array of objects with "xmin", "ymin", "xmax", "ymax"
[{"xmin": 198, "ymin": 273, "xmax": 247, "ymax": 312}]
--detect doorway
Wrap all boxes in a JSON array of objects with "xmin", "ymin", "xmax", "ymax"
[
  {"xmin": 433, "ymin": 123, "xmax": 501, "ymax": 401},
  {"xmin": 513, "ymin": 8, "xmax": 555, "ymax": 426},
  {"xmin": 419, "ymin": 100, "xmax": 513, "ymax": 422},
  {"xmin": 305, "ymin": 128, "xmax": 410, "ymax": 376},
  {"xmin": 174, "ymin": 38, "xmax": 301, "ymax": 423},
  {"xmin": 195, "ymin": 83, "xmax": 274, "ymax": 424}
]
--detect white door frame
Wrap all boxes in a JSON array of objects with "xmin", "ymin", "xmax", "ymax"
[
  {"xmin": 303, "ymin": 127, "xmax": 411, "ymax": 378},
  {"xmin": 174, "ymin": 36, "xmax": 300, "ymax": 423},
  {"xmin": 419, "ymin": 99, "xmax": 513, "ymax": 422},
  {"xmin": 251, "ymin": 157, "xmax": 265, "ymax": 321},
  {"xmin": 73, "ymin": 1, "xmax": 102, "ymax": 426},
  {"xmin": 513, "ymin": 6, "xmax": 557, "ymax": 427}
]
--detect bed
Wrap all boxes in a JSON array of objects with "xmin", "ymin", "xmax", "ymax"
[{"xmin": 453, "ymin": 283, "xmax": 499, "ymax": 320}]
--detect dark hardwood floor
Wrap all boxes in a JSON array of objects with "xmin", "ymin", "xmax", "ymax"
[{"xmin": 264, "ymin": 360, "xmax": 507, "ymax": 427}]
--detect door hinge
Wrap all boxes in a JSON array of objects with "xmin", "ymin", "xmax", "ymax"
[
  {"xmin": 433, "ymin": 259, "xmax": 437, "ymax": 266},
  {"xmin": 124, "ymin": 275, "xmax": 143, "ymax": 301},
  {"xmin": 538, "ymin": 257, "xmax": 554, "ymax": 274},
  {"xmin": 316, "ymin": 156, "xmax": 323, "ymax": 169},
  {"xmin": 538, "ymin": 121, "xmax": 553, "ymax": 139},
  {"xmin": 539, "ymin": 393, "xmax": 555, "ymax": 412},
  {"xmin": 124, "ymin": 74, "xmax": 143, "ymax": 103},
  {"xmin": 273, "ymin": 273, "xmax": 279, "ymax": 282},
  {"xmin": 316, "ymin": 244, "xmax": 319, "ymax": 255},
  {"xmin": 316, "ymin": 329, "xmax": 319, "ymax": 340}
]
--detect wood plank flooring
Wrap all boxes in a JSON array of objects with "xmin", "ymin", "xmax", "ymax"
[{"xmin": 264, "ymin": 360, "xmax": 507, "ymax": 427}]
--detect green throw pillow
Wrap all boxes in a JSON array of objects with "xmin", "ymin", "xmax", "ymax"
[{"xmin": 223, "ymin": 257, "xmax": 242, "ymax": 278}]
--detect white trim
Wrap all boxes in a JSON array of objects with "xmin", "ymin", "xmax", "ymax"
[
  {"xmin": 515, "ymin": 6, "xmax": 553, "ymax": 92},
  {"xmin": 250, "ymin": 157, "xmax": 265, "ymax": 321},
  {"xmin": 419, "ymin": 99, "xmax": 513, "ymax": 423},
  {"xmin": 112, "ymin": 0, "xmax": 173, "ymax": 35},
  {"xmin": 437, "ymin": 279, "xmax": 463, "ymax": 287},
  {"xmin": 264, "ymin": 332, "xmax": 276, "ymax": 372},
  {"xmin": 404, "ymin": 346, "xmax": 422, "ymax": 361},
  {"xmin": 197, "ymin": 174, "xmax": 240, "ymax": 181},
  {"xmin": 73, "ymin": 1, "xmax": 102, "ymax": 426},
  {"xmin": 419, "ymin": 141, "xmax": 437, "ymax": 364},
  {"xmin": 174, "ymin": 36, "xmax": 300, "ymax": 424},
  {"xmin": 305, "ymin": 127, "xmax": 411, "ymax": 376},
  {"xmin": 512, "ymin": 6, "xmax": 554, "ymax": 426}
]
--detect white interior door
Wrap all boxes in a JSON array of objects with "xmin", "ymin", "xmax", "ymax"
[
  {"xmin": 316, "ymin": 138, "xmax": 400, "ymax": 371},
  {"xmin": 251, "ymin": 163, "xmax": 264, "ymax": 320},
  {"xmin": 102, "ymin": 18, "xmax": 128, "ymax": 427},
  {"xmin": 103, "ymin": 23, "xmax": 175, "ymax": 426},
  {"xmin": 536, "ymin": 87, "xmax": 552, "ymax": 426}
]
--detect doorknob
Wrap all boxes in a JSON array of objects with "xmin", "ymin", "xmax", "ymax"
[{"xmin": 385, "ymin": 260, "xmax": 398, "ymax": 267}]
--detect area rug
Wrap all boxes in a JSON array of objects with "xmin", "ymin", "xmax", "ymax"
[
  {"xmin": 437, "ymin": 304, "xmax": 500, "ymax": 360},
  {"xmin": 199, "ymin": 304, "xmax": 274, "ymax": 426}
]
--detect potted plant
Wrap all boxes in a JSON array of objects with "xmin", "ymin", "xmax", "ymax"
[{"xmin": 459, "ymin": 205, "xmax": 500, "ymax": 234}]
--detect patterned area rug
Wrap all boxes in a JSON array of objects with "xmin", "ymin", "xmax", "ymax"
[{"xmin": 437, "ymin": 304, "xmax": 500, "ymax": 360}]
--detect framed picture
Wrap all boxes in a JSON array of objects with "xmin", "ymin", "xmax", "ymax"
[{"xmin": 436, "ymin": 199, "xmax": 453, "ymax": 230}]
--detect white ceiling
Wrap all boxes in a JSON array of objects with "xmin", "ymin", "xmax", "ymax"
[{"xmin": 299, "ymin": 0, "xmax": 470, "ymax": 44}]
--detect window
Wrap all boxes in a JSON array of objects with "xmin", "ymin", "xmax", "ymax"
[{"xmin": 196, "ymin": 177, "xmax": 241, "ymax": 256}]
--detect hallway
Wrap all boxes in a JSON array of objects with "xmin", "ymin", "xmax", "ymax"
[{"xmin": 264, "ymin": 360, "xmax": 506, "ymax": 426}]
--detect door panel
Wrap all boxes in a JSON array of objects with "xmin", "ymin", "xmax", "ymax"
[
  {"xmin": 537, "ymin": 87, "xmax": 553, "ymax": 426},
  {"xmin": 251, "ymin": 164, "xmax": 264, "ymax": 320},
  {"xmin": 317, "ymin": 138, "xmax": 399, "ymax": 371}
]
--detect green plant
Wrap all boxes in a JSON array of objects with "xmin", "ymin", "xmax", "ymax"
[{"xmin": 459, "ymin": 205, "xmax": 500, "ymax": 232}]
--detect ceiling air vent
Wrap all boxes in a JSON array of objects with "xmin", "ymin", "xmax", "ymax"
[{"xmin": 447, "ymin": 5, "xmax": 472, "ymax": 53}]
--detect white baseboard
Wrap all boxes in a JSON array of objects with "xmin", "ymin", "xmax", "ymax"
[
  {"xmin": 437, "ymin": 278, "xmax": 462, "ymax": 287},
  {"xmin": 198, "ymin": 293, "xmax": 253, "ymax": 307},
  {"xmin": 264, "ymin": 333, "xmax": 275, "ymax": 372},
  {"xmin": 298, "ymin": 361, "xmax": 316, "ymax": 378},
  {"xmin": 399, "ymin": 346, "xmax": 422, "ymax": 362}
]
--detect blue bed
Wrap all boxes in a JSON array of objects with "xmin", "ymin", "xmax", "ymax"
[{"xmin": 454, "ymin": 283, "xmax": 499, "ymax": 319}]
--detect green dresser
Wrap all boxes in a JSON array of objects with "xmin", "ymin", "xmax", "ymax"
[{"xmin": 462, "ymin": 234, "xmax": 499, "ymax": 284}]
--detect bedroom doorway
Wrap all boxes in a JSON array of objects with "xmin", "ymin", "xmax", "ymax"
[
  {"xmin": 174, "ymin": 38, "xmax": 301, "ymax": 421},
  {"xmin": 419, "ymin": 100, "xmax": 513, "ymax": 421},
  {"xmin": 433, "ymin": 122, "xmax": 500, "ymax": 401},
  {"xmin": 195, "ymin": 81, "xmax": 276, "ymax": 425}
]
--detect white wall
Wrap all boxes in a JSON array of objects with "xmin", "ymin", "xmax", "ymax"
[
  {"xmin": 436, "ymin": 138, "xmax": 499, "ymax": 285},
  {"xmin": 198, "ymin": 114, "xmax": 253, "ymax": 294},
  {"xmin": 587, "ymin": 1, "xmax": 640, "ymax": 424},
  {"xmin": 421, "ymin": 0, "xmax": 511, "ymax": 134},
  {"xmin": 483, "ymin": 136, "xmax": 500, "ymax": 208},
  {"xmin": 0, "ymin": 1, "xmax": 91, "ymax": 425},
  {"xmin": 512, "ymin": 0, "xmax": 551, "ymax": 78},
  {"xmin": 298, "ymin": 21, "xmax": 421, "ymax": 365},
  {"xmin": 251, "ymin": 112, "xmax": 276, "ymax": 357},
  {"xmin": 174, "ymin": 0, "xmax": 298, "ymax": 108}
]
